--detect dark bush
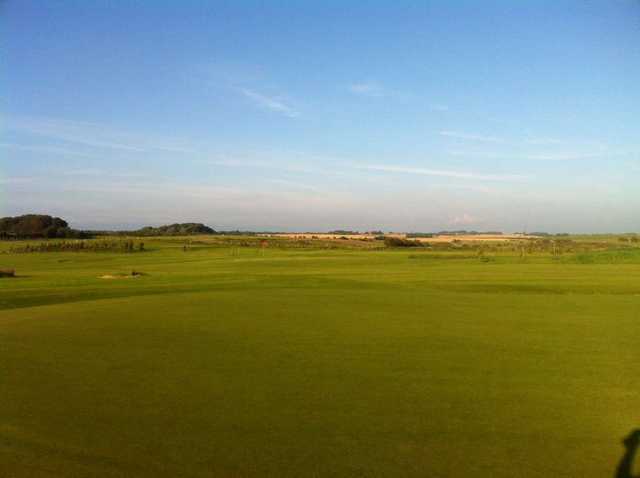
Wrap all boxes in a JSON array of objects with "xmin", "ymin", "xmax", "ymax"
[
  {"xmin": 8, "ymin": 240, "xmax": 146, "ymax": 254},
  {"xmin": 384, "ymin": 236, "xmax": 423, "ymax": 248}
]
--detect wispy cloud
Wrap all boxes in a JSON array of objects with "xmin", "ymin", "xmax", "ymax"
[
  {"xmin": 199, "ymin": 149, "xmax": 360, "ymax": 177},
  {"xmin": 347, "ymin": 81, "xmax": 421, "ymax": 104},
  {"xmin": 448, "ymin": 213, "xmax": 480, "ymax": 226},
  {"xmin": 360, "ymin": 164, "xmax": 528, "ymax": 182},
  {"xmin": 8, "ymin": 117, "xmax": 148, "ymax": 152},
  {"xmin": 523, "ymin": 137, "xmax": 607, "ymax": 149},
  {"xmin": 349, "ymin": 82, "xmax": 450, "ymax": 114},
  {"xmin": 62, "ymin": 169, "xmax": 105, "ymax": 176},
  {"xmin": 438, "ymin": 130, "xmax": 608, "ymax": 151},
  {"xmin": 202, "ymin": 157, "xmax": 322, "ymax": 175},
  {"xmin": 62, "ymin": 169, "xmax": 145, "ymax": 179},
  {"xmin": 266, "ymin": 178, "xmax": 323, "ymax": 193},
  {"xmin": 349, "ymin": 81, "xmax": 385, "ymax": 98},
  {"xmin": 0, "ymin": 176, "xmax": 36, "ymax": 185},
  {"xmin": 239, "ymin": 88, "xmax": 299, "ymax": 118},
  {"xmin": 526, "ymin": 152, "xmax": 601, "ymax": 161},
  {"xmin": 443, "ymin": 132, "xmax": 612, "ymax": 154},
  {"xmin": 448, "ymin": 150, "xmax": 604, "ymax": 161},
  {"xmin": 4, "ymin": 115, "xmax": 349, "ymax": 181},
  {"xmin": 439, "ymin": 131, "xmax": 505, "ymax": 144},
  {"xmin": 523, "ymin": 137, "xmax": 564, "ymax": 146},
  {"xmin": 6, "ymin": 117, "xmax": 200, "ymax": 154},
  {"xmin": 0, "ymin": 142, "xmax": 96, "ymax": 158}
]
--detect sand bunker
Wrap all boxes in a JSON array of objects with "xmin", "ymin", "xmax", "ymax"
[
  {"xmin": 99, "ymin": 275, "xmax": 136, "ymax": 280},
  {"xmin": 98, "ymin": 271, "xmax": 146, "ymax": 280}
]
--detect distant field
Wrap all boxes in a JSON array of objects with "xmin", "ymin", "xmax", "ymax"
[
  {"xmin": 1, "ymin": 236, "xmax": 639, "ymax": 477},
  {"xmin": 260, "ymin": 232, "xmax": 534, "ymax": 242},
  {"xmin": 259, "ymin": 232, "xmax": 379, "ymax": 240}
]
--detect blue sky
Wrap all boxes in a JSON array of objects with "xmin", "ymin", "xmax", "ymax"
[{"xmin": 2, "ymin": 1, "xmax": 640, "ymax": 232}]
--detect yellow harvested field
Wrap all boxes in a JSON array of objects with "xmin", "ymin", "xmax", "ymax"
[
  {"xmin": 415, "ymin": 234, "xmax": 533, "ymax": 243},
  {"xmin": 259, "ymin": 233, "xmax": 378, "ymax": 240}
]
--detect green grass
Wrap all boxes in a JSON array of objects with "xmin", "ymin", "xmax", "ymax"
[{"xmin": 1, "ymin": 238, "xmax": 639, "ymax": 477}]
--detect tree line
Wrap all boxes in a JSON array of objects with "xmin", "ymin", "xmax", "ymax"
[{"xmin": 0, "ymin": 215, "xmax": 89, "ymax": 239}]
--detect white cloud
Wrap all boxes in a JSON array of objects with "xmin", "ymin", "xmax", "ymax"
[
  {"xmin": 239, "ymin": 88, "xmax": 299, "ymax": 118},
  {"xmin": 360, "ymin": 164, "xmax": 528, "ymax": 182}
]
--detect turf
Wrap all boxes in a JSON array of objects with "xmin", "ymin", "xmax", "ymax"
[{"xmin": 1, "ymin": 239, "xmax": 639, "ymax": 477}]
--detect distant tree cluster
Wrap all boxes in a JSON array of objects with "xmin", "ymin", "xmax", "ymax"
[
  {"xmin": 0, "ymin": 215, "xmax": 89, "ymax": 239},
  {"xmin": 7, "ymin": 239, "xmax": 145, "ymax": 254},
  {"xmin": 435, "ymin": 230, "xmax": 503, "ymax": 236},
  {"xmin": 406, "ymin": 233, "xmax": 435, "ymax": 238},
  {"xmin": 218, "ymin": 230, "xmax": 257, "ymax": 236},
  {"xmin": 128, "ymin": 223, "xmax": 216, "ymax": 236}
]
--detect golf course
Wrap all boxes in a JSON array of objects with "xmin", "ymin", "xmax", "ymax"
[{"xmin": 1, "ymin": 235, "xmax": 638, "ymax": 477}]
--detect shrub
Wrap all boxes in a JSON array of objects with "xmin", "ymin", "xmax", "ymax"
[
  {"xmin": 8, "ymin": 240, "xmax": 147, "ymax": 254},
  {"xmin": 384, "ymin": 236, "xmax": 423, "ymax": 248}
]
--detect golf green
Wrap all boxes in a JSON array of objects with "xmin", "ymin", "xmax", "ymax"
[{"xmin": 1, "ymin": 241, "xmax": 638, "ymax": 477}]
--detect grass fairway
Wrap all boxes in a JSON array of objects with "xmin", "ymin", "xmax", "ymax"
[{"xmin": 1, "ymin": 239, "xmax": 639, "ymax": 477}]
